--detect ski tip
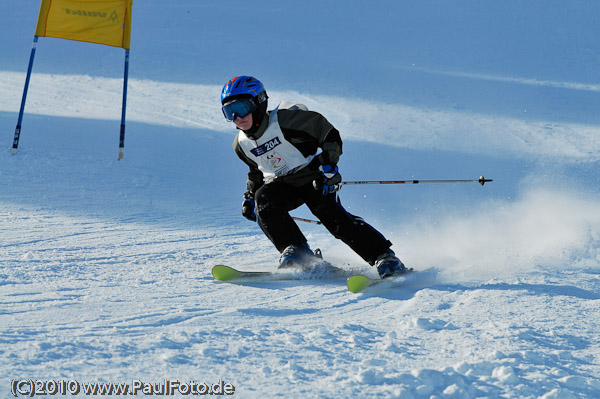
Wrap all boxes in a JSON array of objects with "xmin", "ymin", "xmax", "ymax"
[
  {"xmin": 212, "ymin": 265, "xmax": 241, "ymax": 281},
  {"xmin": 346, "ymin": 274, "xmax": 373, "ymax": 293}
]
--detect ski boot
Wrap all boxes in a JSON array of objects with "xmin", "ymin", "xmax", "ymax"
[
  {"xmin": 279, "ymin": 243, "xmax": 319, "ymax": 269},
  {"xmin": 374, "ymin": 249, "xmax": 408, "ymax": 278}
]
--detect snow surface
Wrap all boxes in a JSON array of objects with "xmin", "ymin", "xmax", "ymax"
[{"xmin": 1, "ymin": 1, "xmax": 600, "ymax": 398}]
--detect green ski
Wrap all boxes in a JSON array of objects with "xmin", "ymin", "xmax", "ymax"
[
  {"xmin": 211, "ymin": 265, "xmax": 274, "ymax": 281},
  {"xmin": 346, "ymin": 274, "xmax": 376, "ymax": 293},
  {"xmin": 346, "ymin": 269, "xmax": 416, "ymax": 293},
  {"xmin": 212, "ymin": 262, "xmax": 347, "ymax": 282}
]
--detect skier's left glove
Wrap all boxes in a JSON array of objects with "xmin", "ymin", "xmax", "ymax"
[
  {"xmin": 242, "ymin": 191, "xmax": 257, "ymax": 222},
  {"xmin": 313, "ymin": 165, "xmax": 342, "ymax": 195}
]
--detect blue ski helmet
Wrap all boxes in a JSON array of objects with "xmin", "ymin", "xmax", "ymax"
[{"xmin": 221, "ymin": 76, "xmax": 267, "ymax": 105}]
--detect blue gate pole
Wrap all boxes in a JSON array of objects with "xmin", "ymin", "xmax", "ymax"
[
  {"xmin": 11, "ymin": 36, "xmax": 39, "ymax": 155},
  {"xmin": 118, "ymin": 49, "xmax": 130, "ymax": 160}
]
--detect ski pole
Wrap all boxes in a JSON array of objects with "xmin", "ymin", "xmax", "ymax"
[
  {"xmin": 342, "ymin": 175, "xmax": 493, "ymax": 186},
  {"xmin": 291, "ymin": 176, "xmax": 492, "ymax": 225},
  {"xmin": 292, "ymin": 216, "xmax": 323, "ymax": 225}
]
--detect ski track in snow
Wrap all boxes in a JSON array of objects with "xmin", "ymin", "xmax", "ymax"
[{"xmin": 2, "ymin": 1, "xmax": 600, "ymax": 398}]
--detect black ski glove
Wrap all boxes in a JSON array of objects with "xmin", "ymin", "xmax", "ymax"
[
  {"xmin": 313, "ymin": 165, "xmax": 342, "ymax": 195},
  {"xmin": 242, "ymin": 191, "xmax": 257, "ymax": 222}
]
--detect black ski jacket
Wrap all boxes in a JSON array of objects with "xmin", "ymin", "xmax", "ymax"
[{"xmin": 233, "ymin": 105, "xmax": 343, "ymax": 194}]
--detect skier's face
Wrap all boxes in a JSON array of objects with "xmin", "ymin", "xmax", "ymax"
[{"xmin": 234, "ymin": 113, "xmax": 253, "ymax": 131}]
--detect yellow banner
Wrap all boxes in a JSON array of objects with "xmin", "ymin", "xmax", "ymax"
[{"xmin": 35, "ymin": 0, "xmax": 133, "ymax": 49}]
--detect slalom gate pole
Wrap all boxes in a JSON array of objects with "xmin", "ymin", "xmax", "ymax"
[
  {"xmin": 11, "ymin": 36, "xmax": 39, "ymax": 155},
  {"xmin": 118, "ymin": 49, "xmax": 130, "ymax": 160},
  {"xmin": 292, "ymin": 176, "xmax": 493, "ymax": 225}
]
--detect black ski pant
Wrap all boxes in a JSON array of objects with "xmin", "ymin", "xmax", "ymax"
[{"xmin": 254, "ymin": 181, "xmax": 392, "ymax": 265}]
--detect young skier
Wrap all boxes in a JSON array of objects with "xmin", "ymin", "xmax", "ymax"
[{"xmin": 221, "ymin": 75, "xmax": 407, "ymax": 278}]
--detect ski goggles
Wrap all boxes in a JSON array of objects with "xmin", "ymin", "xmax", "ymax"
[{"xmin": 222, "ymin": 97, "xmax": 257, "ymax": 122}]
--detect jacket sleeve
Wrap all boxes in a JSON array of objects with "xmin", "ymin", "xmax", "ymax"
[
  {"xmin": 232, "ymin": 134, "xmax": 264, "ymax": 194},
  {"xmin": 277, "ymin": 109, "xmax": 343, "ymax": 166}
]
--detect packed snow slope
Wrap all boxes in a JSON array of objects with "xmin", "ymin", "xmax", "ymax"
[{"xmin": 1, "ymin": 1, "xmax": 599, "ymax": 398}]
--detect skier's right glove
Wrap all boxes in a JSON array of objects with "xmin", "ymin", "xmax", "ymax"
[
  {"xmin": 242, "ymin": 191, "xmax": 257, "ymax": 222},
  {"xmin": 313, "ymin": 165, "xmax": 342, "ymax": 196}
]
